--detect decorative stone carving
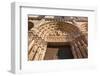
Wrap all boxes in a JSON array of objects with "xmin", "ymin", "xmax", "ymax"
[{"xmin": 28, "ymin": 21, "xmax": 88, "ymax": 60}]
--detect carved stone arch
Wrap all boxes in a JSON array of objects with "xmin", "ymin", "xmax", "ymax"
[
  {"xmin": 37, "ymin": 21, "xmax": 81, "ymax": 42},
  {"xmin": 28, "ymin": 21, "xmax": 88, "ymax": 60}
]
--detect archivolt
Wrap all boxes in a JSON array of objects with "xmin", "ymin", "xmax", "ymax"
[
  {"xmin": 36, "ymin": 21, "xmax": 82, "ymax": 42},
  {"xmin": 28, "ymin": 21, "xmax": 88, "ymax": 60}
]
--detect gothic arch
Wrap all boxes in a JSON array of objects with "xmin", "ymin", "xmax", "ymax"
[
  {"xmin": 36, "ymin": 21, "xmax": 82, "ymax": 42},
  {"xmin": 28, "ymin": 21, "xmax": 88, "ymax": 60}
]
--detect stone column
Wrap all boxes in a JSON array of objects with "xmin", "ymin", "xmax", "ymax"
[{"xmin": 71, "ymin": 43, "xmax": 78, "ymax": 58}]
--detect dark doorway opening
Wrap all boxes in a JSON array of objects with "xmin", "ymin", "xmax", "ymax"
[
  {"xmin": 57, "ymin": 45, "xmax": 74, "ymax": 59},
  {"xmin": 44, "ymin": 42, "xmax": 74, "ymax": 60}
]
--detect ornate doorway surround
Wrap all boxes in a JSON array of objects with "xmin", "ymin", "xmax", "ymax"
[{"xmin": 28, "ymin": 16, "xmax": 88, "ymax": 61}]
